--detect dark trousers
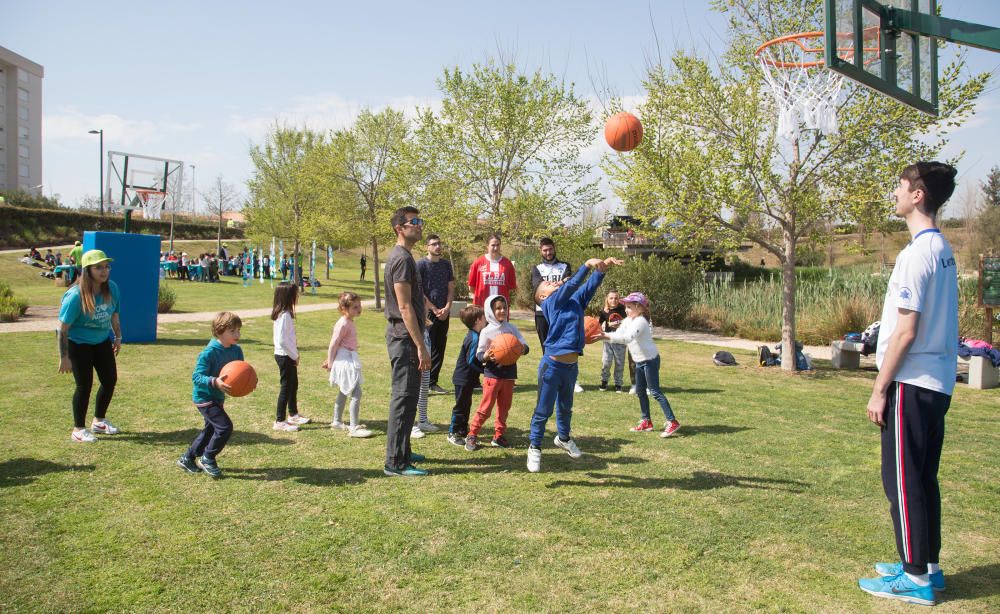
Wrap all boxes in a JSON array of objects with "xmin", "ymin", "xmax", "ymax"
[
  {"xmin": 68, "ymin": 339, "xmax": 117, "ymax": 428},
  {"xmin": 427, "ymin": 314, "xmax": 450, "ymax": 387},
  {"xmin": 450, "ymin": 383, "xmax": 475, "ymax": 437},
  {"xmin": 385, "ymin": 335, "xmax": 420, "ymax": 470},
  {"xmin": 881, "ymin": 381, "xmax": 950, "ymax": 575},
  {"xmin": 186, "ymin": 402, "xmax": 233, "ymax": 461},
  {"xmin": 274, "ymin": 354, "xmax": 299, "ymax": 421},
  {"xmin": 534, "ymin": 313, "xmax": 549, "ymax": 351}
]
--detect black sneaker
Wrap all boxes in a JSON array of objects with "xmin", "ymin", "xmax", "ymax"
[
  {"xmin": 429, "ymin": 384, "xmax": 449, "ymax": 395},
  {"xmin": 615, "ymin": 385, "xmax": 623, "ymax": 393},
  {"xmin": 491, "ymin": 435, "xmax": 511, "ymax": 449},
  {"xmin": 176, "ymin": 455, "xmax": 201, "ymax": 473},
  {"xmin": 599, "ymin": 381, "xmax": 608, "ymax": 391},
  {"xmin": 447, "ymin": 433, "xmax": 467, "ymax": 447},
  {"xmin": 199, "ymin": 456, "xmax": 222, "ymax": 478}
]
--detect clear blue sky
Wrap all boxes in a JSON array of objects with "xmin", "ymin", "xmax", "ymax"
[{"xmin": 4, "ymin": 0, "xmax": 998, "ymax": 217}]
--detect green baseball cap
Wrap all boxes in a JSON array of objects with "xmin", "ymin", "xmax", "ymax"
[{"xmin": 80, "ymin": 249, "xmax": 113, "ymax": 268}]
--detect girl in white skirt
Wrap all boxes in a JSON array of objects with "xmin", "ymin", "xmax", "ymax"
[{"xmin": 322, "ymin": 292, "xmax": 372, "ymax": 438}]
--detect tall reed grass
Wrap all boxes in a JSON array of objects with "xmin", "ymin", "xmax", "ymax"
[{"xmin": 690, "ymin": 271, "xmax": 986, "ymax": 344}]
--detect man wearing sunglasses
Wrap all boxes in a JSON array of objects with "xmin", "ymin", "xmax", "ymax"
[{"xmin": 382, "ymin": 208, "xmax": 431, "ymax": 477}]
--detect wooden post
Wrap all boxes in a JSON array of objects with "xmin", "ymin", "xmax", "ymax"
[{"xmin": 987, "ymin": 307, "xmax": 994, "ymax": 347}]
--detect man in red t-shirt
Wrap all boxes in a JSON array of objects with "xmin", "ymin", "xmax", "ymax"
[{"xmin": 467, "ymin": 234, "xmax": 517, "ymax": 307}]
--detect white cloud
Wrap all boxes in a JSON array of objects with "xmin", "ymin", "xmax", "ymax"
[{"xmin": 43, "ymin": 107, "xmax": 201, "ymax": 150}]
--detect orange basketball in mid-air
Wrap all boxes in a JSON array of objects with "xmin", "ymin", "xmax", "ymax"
[
  {"xmin": 604, "ymin": 112, "xmax": 643, "ymax": 152},
  {"xmin": 219, "ymin": 360, "xmax": 258, "ymax": 397},
  {"xmin": 583, "ymin": 316, "xmax": 603, "ymax": 344},
  {"xmin": 490, "ymin": 333, "xmax": 524, "ymax": 366}
]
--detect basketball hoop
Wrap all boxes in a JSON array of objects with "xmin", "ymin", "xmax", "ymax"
[
  {"xmin": 135, "ymin": 188, "xmax": 168, "ymax": 220},
  {"xmin": 755, "ymin": 29, "xmax": 880, "ymax": 139}
]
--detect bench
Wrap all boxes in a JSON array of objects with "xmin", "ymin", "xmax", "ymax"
[
  {"xmin": 830, "ymin": 340, "xmax": 866, "ymax": 369},
  {"xmin": 959, "ymin": 355, "xmax": 999, "ymax": 390}
]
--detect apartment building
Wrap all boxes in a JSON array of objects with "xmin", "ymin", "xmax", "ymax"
[{"xmin": 0, "ymin": 46, "xmax": 43, "ymax": 193}]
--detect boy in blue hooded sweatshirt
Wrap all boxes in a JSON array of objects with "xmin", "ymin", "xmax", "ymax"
[
  {"xmin": 527, "ymin": 257, "xmax": 622, "ymax": 472},
  {"xmin": 465, "ymin": 294, "xmax": 529, "ymax": 450}
]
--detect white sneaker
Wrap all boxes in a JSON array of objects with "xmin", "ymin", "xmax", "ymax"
[
  {"xmin": 331, "ymin": 421, "xmax": 347, "ymax": 431},
  {"xmin": 348, "ymin": 425, "xmax": 373, "ymax": 438},
  {"xmin": 416, "ymin": 420, "xmax": 439, "ymax": 433},
  {"xmin": 273, "ymin": 421, "xmax": 300, "ymax": 432},
  {"xmin": 287, "ymin": 414, "xmax": 311, "ymax": 425},
  {"xmin": 71, "ymin": 429, "xmax": 97, "ymax": 443},
  {"xmin": 410, "ymin": 425, "xmax": 426, "ymax": 439},
  {"xmin": 628, "ymin": 385, "xmax": 637, "ymax": 395},
  {"xmin": 527, "ymin": 447, "xmax": 542, "ymax": 473},
  {"xmin": 553, "ymin": 435, "xmax": 583, "ymax": 458},
  {"xmin": 574, "ymin": 383, "xmax": 584, "ymax": 393},
  {"xmin": 91, "ymin": 419, "xmax": 119, "ymax": 435}
]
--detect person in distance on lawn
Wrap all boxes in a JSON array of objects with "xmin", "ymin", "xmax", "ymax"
[
  {"xmin": 177, "ymin": 312, "xmax": 245, "ymax": 478},
  {"xmin": 526, "ymin": 256, "xmax": 622, "ymax": 473}
]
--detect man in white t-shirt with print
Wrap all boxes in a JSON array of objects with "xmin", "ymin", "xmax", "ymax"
[{"xmin": 858, "ymin": 162, "xmax": 959, "ymax": 607}]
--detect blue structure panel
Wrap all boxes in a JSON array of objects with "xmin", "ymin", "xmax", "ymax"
[{"xmin": 83, "ymin": 232, "xmax": 160, "ymax": 343}]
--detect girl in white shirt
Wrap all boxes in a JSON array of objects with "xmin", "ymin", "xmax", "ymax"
[
  {"xmin": 601, "ymin": 291, "xmax": 680, "ymax": 437},
  {"xmin": 272, "ymin": 282, "xmax": 311, "ymax": 431}
]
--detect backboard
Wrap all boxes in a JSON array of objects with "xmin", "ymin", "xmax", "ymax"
[
  {"xmin": 824, "ymin": 0, "xmax": 938, "ymax": 115},
  {"xmin": 106, "ymin": 151, "xmax": 184, "ymax": 220}
]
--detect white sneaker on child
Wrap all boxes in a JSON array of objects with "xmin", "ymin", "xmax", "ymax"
[
  {"xmin": 348, "ymin": 425, "xmax": 373, "ymax": 438},
  {"xmin": 553, "ymin": 435, "xmax": 583, "ymax": 458},
  {"xmin": 91, "ymin": 419, "xmax": 119, "ymax": 435},
  {"xmin": 410, "ymin": 425, "xmax": 426, "ymax": 439},
  {"xmin": 273, "ymin": 421, "xmax": 300, "ymax": 432},
  {"xmin": 574, "ymin": 383, "xmax": 584, "ymax": 393},
  {"xmin": 71, "ymin": 429, "xmax": 97, "ymax": 443},
  {"xmin": 287, "ymin": 414, "xmax": 311, "ymax": 425},
  {"xmin": 416, "ymin": 420, "xmax": 439, "ymax": 433},
  {"xmin": 527, "ymin": 446, "xmax": 542, "ymax": 473}
]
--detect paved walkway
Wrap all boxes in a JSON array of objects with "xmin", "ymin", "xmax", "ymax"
[{"xmin": 0, "ymin": 302, "xmax": 858, "ymax": 363}]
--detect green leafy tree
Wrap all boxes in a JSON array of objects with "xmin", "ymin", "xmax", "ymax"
[
  {"xmin": 245, "ymin": 126, "xmax": 325, "ymax": 285},
  {"xmin": 604, "ymin": 0, "xmax": 987, "ymax": 369},
  {"xmin": 416, "ymin": 59, "xmax": 601, "ymax": 241},
  {"xmin": 974, "ymin": 165, "xmax": 1000, "ymax": 254},
  {"xmin": 981, "ymin": 165, "xmax": 1000, "ymax": 210}
]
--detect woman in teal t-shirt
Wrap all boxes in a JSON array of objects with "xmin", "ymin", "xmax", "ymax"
[{"xmin": 57, "ymin": 250, "xmax": 123, "ymax": 443}]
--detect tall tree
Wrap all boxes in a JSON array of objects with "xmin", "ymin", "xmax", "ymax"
[
  {"xmin": 604, "ymin": 0, "xmax": 987, "ymax": 370},
  {"xmin": 245, "ymin": 126, "xmax": 324, "ymax": 285},
  {"xmin": 416, "ymin": 59, "xmax": 601, "ymax": 240},
  {"xmin": 314, "ymin": 108, "xmax": 411, "ymax": 310},
  {"xmin": 981, "ymin": 165, "xmax": 1000, "ymax": 210},
  {"xmin": 202, "ymin": 175, "xmax": 240, "ymax": 255}
]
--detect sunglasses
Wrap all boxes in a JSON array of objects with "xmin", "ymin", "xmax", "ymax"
[{"xmin": 404, "ymin": 217, "xmax": 424, "ymax": 226}]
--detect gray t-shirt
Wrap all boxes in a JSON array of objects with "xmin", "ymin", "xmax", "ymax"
[{"xmin": 384, "ymin": 244, "xmax": 425, "ymax": 339}]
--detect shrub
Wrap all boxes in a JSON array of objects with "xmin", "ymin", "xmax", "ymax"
[
  {"xmin": 0, "ymin": 282, "xmax": 28, "ymax": 322},
  {"xmin": 158, "ymin": 283, "xmax": 176, "ymax": 313},
  {"xmin": 599, "ymin": 256, "xmax": 702, "ymax": 327}
]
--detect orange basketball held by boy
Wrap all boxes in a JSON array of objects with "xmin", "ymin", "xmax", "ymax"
[
  {"xmin": 604, "ymin": 111, "xmax": 643, "ymax": 152},
  {"xmin": 489, "ymin": 332, "xmax": 524, "ymax": 367},
  {"xmin": 219, "ymin": 360, "xmax": 258, "ymax": 397},
  {"xmin": 583, "ymin": 316, "xmax": 603, "ymax": 344}
]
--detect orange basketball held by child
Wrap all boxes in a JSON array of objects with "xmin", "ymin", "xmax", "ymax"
[
  {"xmin": 583, "ymin": 316, "xmax": 603, "ymax": 344},
  {"xmin": 490, "ymin": 332, "xmax": 524, "ymax": 367},
  {"xmin": 219, "ymin": 360, "xmax": 258, "ymax": 397},
  {"xmin": 604, "ymin": 111, "xmax": 643, "ymax": 152}
]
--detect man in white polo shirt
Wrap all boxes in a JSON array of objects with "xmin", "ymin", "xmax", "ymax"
[{"xmin": 858, "ymin": 162, "xmax": 959, "ymax": 607}]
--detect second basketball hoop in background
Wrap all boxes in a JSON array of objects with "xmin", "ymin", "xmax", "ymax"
[{"xmin": 604, "ymin": 112, "xmax": 643, "ymax": 152}]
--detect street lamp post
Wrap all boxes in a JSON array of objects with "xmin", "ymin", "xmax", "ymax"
[{"xmin": 87, "ymin": 129, "xmax": 104, "ymax": 216}]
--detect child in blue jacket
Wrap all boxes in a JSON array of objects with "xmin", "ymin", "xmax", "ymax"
[
  {"xmin": 527, "ymin": 257, "xmax": 622, "ymax": 472},
  {"xmin": 177, "ymin": 312, "xmax": 245, "ymax": 478},
  {"xmin": 447, "ymin": 305, "xmax": 486, "ymax": 446}
]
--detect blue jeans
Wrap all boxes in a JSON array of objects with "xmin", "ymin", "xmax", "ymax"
[
  {"xmin": 186, "ymin": 402, "xmax": 233, "ymax": 461},
  {"xmin": 529, "ymin": 356, "xmax": 577, "ymax": 447},
  {"xmin": 635, "ymin": 355, "xmax": 675, "ymax": 422}
]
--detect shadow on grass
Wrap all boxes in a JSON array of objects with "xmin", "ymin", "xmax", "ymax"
[
  {"xmin": 139, "ymin": 338, "xmax": 209, "ymax": 347},
  {"xmin": 225, "ymin": 466, "xmax": 385, "ymax": 486},
  {"xmin": 948, "ymin": 563, "xmax": 1000, "ymax": 601},
  {"xmin": 662, "ymin": 387, "xmax": 725, "ymax": 395},
  {"xmin": 114, "ymin": 429, "xmax": 293, "ymax": 446},
  {"xmin": 0, "ymin": 458, "xmax": 96, "ymax": 488},
  {"xmin": 546, "ymin": 470, "xmax": 809, "ymax": 492},
  {"xmin": 670, "ymin": 424, "xmax": 754, "ymax": 438}
]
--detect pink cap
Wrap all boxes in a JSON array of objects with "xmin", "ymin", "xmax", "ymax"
[{"xmin": 622, "ymin": 291, "xmax": 648, "ymax": 306}]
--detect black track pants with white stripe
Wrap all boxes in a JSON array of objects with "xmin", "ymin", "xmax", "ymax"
[{"xmin": 880, "ymin": 381, "xmax": 951, "ymax": 575}]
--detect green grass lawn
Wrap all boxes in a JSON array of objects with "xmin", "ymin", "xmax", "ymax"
[{"xmin": 1, "ymin": 309, "xmax": 997, "ymax": 612}]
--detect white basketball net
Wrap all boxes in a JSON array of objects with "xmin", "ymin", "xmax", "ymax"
[
  {"xmin": 756, "ymin": 35, "xmax": 844, "ymax": 140},
  {"xmin": 136, "ymin": 191, "xmax": 167, "ymax": 220}
]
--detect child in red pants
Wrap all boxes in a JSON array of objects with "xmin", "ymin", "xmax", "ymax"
[{"xmin": 465, "ymin": 294, "xmax": 528, "ymax": 450}]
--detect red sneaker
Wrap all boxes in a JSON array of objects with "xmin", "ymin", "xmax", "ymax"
[
  {"xmin": 630, "ymin": 419, "xmax": 654, "ymax": 432},
  {"xmin": 661, "ymin": 420, "xmax": 681, "ymax": 438}
]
